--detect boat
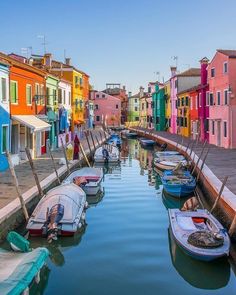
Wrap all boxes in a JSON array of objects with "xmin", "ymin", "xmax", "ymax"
[
  {"xmin": 139, "ymin": 137, "xmax": 156, "ymax": 147},
  {"xmin": 154, "ymin": 151, "xmax": 180, "ymax": 157},
  {"xmin": 153, "ymin": 153, "xmax": 187, "ymax": 171},
  {"xmin": 27, "ymin": 183, "xmax": 86, "ymax": 238},
  {"xmin": 125, "ymin": 130, "xmax": 138, "ymax": 138},
  {"xmin": 161, "ymin": 170, "xmax": 196, "ymax": 198},
  {"xmin": 63, "ymin": 167, "xmax": 103, "ymax": 195},
  {"xmin": 162, "ymin": 191, "xmax": 191, "ymax": 210},
  {"xmin": 0, "ymin": 232, "xmax": 49, "ymax": 295},
  {"xmin": 107, "ymin": 134, "xmax": 122, "ymax": 146},
  {"xmin": 94, "ymin": 144, "xmax": 120, "ymax": 163},
  {"xmin": 168, "ymin": 209, "xmax": 230, "ymax": 261}
]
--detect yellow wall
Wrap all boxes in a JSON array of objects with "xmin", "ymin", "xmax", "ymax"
[
  {"xmin": 165, "ymin": 81, "xmax": 171, "ymax": 131},
  {"xmin": 177, "ymin": 91, "xmax": 191, "ymax": 137}
]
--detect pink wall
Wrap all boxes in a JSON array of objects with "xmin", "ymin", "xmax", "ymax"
[
  {"xmin": 170, "ymin": 73, "xmax": 178, "ymax": 134},
  {"xmin": 91, "ymin": 91, "xmax": 121, "ymax": 126}
]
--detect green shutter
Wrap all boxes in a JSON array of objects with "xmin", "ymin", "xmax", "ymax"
[
  {"xmin": 2, "ymin": 126, "xmax": 8, "ymax": 152},
  {"xmin": 10, "ymin": 81, "xmax": 17, "ymax": 103}
]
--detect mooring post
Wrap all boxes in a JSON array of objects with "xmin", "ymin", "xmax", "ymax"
[
  {"xmin": 210, "ymin": 176, "xmax": 228, "ymax": 213},
  {"xmin": 79, "ymin": 141, "xmax": 91, "ymax": 167},
  {"xmin": 84, "ymin": 131, "xmax": 92, "ymax": 154},
  {"xmin": 47, "ymin": 143, "xmax": 60, "ymax": 184},
  {"xmin": 196, "ymin": 146, "xmax": 210, "ymax": 182},
  {"xmin": 99, "ymin": 130, "xmax": 103, "ymax": 143},
  {"xmin": 60, "ymin": 137, "xmax": 70, "ymax": 174},
  {"xmin": 6, "ymin": 151, "xmax": 29, "ymax": 221},
  {"xmin": 192, "ymin": 140, "xmax": 207, "ymax": 175},
  {"xmin": 25, "ymin": 147, "xmax": 44, "ymax": 198},
  {"xmin": 90, "ymin": 130, "xmax": 96, "ymax": 151}
]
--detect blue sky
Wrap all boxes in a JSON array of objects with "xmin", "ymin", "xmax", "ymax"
[{"xmin": 1, "ymin": 0, "xmax": 236, "ymax": 93}]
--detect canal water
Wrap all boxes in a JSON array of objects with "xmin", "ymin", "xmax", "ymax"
[{"xmin": 29, "ymin": 139, "xmax": 236, "ymax": 295}]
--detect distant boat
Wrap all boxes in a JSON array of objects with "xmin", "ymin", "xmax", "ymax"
[
  {"xmin": 153, "ymin": 153, "xmax": 187, "ymax": 171},
  {"xmin": 27, "ymin": 183, "xmax": 86, "ymax": 238},
  {"xmin": 168, "ymin": 209, "xmax": 230, "ymax": 261},
  {"xmin": 154, "ymin": 151, "xmax": 180, "ymax": 157},
  {"xmin": 139, "ymin": 137, "xmax": 156, "ymax": 147},
  {"xmin": 161, "ymin": 170, "xmax": 196, "ymax": 198},
  {"xmin": 63, "ymin": 167, "xmax": 103, "ymax": 195},
  {"xmin": 107, "ymin": 136, "xmax": 122, "ymax": 146},
  {"xmin": 94, "ymin": 145, "xmax": 120, "ymax": 163}
]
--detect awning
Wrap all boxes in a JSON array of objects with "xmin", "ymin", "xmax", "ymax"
[
  {"xmin": 12, "ymin": 115, "xmax": 51, "ymax": 132},
  {"xmin": 74, "ymin": 119, "xmax": 85, "ymax": 125}
]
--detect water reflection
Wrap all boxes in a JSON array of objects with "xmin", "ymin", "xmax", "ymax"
[
  {"xmin": 168, "ymin": 228, "xmax": 230, "ymax": 289},
  {"xmin": 29, "ymin": 266, "xmax": 51, "ymax": 295}
]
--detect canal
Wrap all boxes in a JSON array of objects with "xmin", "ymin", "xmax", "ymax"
[{"xmin": 29, "ymin": 139, "xmax": 236, "ymax": 295}]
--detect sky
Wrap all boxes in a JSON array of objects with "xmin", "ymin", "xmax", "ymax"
[{"xmin": 1, "ymin": 0, "xmax": 236, "ymax": 93}]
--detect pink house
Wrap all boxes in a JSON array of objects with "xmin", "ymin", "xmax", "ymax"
[
  {"xmin": 208, "ymin": 50, "xmax": 236, "ymax": 148},
  {"xmin": 90, "ymin": 90, "xmax": 121, "ymax": 127}
]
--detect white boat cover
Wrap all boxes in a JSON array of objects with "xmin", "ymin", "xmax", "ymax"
[
  {"xmin": 0, "ymin": 247, "xmax": 49, "ymax": 295},
  {"xmin": 94, "ymin": 145, "xmax": 119, "ymax": 162},
  {"xmin": 63, "ymin": 167, "xmax": 103, "ymax": 183},
  {"xmin": 30, "ymin": 183, "xmax": 86, "ymax": 224}
]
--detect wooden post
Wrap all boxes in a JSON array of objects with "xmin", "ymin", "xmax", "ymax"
[
  {"xmin": 210, "ymin": 176, "xmax": 228, "ymax": 213},
  {"xmin": 196, "ymin": 146, "xmax": 210, "ymax": 182},
  {"xmin": 79, "ymin": 142, "xmax": 91, "ymax": 167},
  {"xmin": 47, "ymin": 143, "xmax": 60, "ymax": 184},
  {"xmin": 60, "ymin": 137, "xmax": 70, "ymax": 174},
  {"xmin": 99, "ymin": 130, "xmax": 103, "ymax": 143},
  {"xmin": 6, "ymin": 151, "xmax": 29, "ymax": 221},
  {"xmin": 84, "ymin": 131, "xmax": 92, "ymax": 154},
  {"xmin": 90, "ymin": 130, "xmax": 96, "ymax": 150},
  {"xmin": 192, "ymin": 140, "xmax": 207, "ymax": 175},
  {"xmin": 25, "ymin": 147, "xmax": 44, "ymax": 198}
]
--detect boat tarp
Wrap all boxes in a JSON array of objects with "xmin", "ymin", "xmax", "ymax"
[{"xmin": 0, "ymin": 247, "xmax": 49, "ymax": 295}]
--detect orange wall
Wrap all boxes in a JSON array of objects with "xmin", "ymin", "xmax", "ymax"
[
  {"xmin": 82, "ymin": 74, "xmax": 89, "ymax": 102},
  {"xmin": 10, "ymin": 65, "xmax": 46, "ymax": 115}
]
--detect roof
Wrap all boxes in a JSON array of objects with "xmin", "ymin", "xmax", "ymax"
[
  {"xmin": 217, "ymin": 49, "xmax": 236, "ymax": 58},
  {"xmin": 176, "ymin": 68, "xmax": 201, "ymax": 77},
  {"xmin": 51, "ymin": 60, "xmax": 89, "ymax": 77},
  {"xmin": 12, "ymin": 115, "xmax": 51, "ymax": 132}
]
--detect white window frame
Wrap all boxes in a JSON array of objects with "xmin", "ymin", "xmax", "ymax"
[
  {"xmin": 10, "ymin": 80, "xmax": 18, "ymax": 104},
  {"xmin": 223, "ymin": 62, "xmax": 228, "ymax": 74},
  {"xmin": 26, "ymin": 84, "xmax": 32, "ymax": 105},
  {"xmin": 217, "ymin": 91, "xmax": 221, "ymax": 106},
  {"xmin": 1, "ymin": 124, "xmax": 9, "ymax": 154}
]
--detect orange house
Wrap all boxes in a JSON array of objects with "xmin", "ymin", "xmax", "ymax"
[{"xmin": 0, "ymin": 53, "xmax": 50, "ymax": 162}]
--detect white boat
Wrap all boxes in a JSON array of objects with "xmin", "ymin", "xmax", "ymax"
[
  {"xmin": 27, "ymin": 183, "xmax": 86, "ymax": 238},
  {"xmin": 94, "ymin": 144, "xmax": 120, "ymax": 163},
  {"xmin": 63, "ymin": 167, "xmax": 103, "ymax": 195},
  {"xmin": 168, "ymin": 209, "xmax": 230, "ymax": 261},
  {"xmin": 154, "ymin": 154, "xmax": 187, "ymax": 171}
]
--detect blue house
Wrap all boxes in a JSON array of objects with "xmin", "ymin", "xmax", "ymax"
[{"xmin": 0, "ymin": 60, "xmax": 10, "ymax": 172}]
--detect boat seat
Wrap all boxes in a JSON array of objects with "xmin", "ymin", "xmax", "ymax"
[{"xmin": 177, "ymin": 216, "xmax": 196, "ymax": 230}]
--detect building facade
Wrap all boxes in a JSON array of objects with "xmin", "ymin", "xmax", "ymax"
[
  {"xmin": 127, "ymin": 92, "xmax": 140, "ymax": 124},
  {"xmin": 164, "ymin": 80, "xmax": 171, "ymax": 132},
  {"xmin": 177, "ymin": 90, "xmax": 191, "ymax": 137},
  {"xmin": 152, "ymin": 84, "xmax": 166, "ymax": 131}
]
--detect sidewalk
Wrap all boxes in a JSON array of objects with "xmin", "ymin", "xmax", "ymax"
[{"xmin": 0, "ymin": 128, "xmax": 106, "ymax": 209}]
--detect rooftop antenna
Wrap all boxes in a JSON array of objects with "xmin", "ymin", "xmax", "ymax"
[
  {"xmin": 20, "ymin": 46, "xmax": 32, "ymax": 59},
  {"xmin": 172, "ymin": 56, "xmax": 178, "ymax": 68},
  {"xmin": 37, "ymin": 35, "xmax": 48, "ymax": 54}
]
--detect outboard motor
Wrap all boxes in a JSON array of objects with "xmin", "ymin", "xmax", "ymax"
[
  {"xmin": 45, "ymin": 204, "xmax": 65, "ymax": 243},
  {"xmin": 160, "ymin": 143, "xmax": 167, "ymax": 151},
  {"xmin": 102, "ymin": 148, "xmax": 109, "ymax": 163}
]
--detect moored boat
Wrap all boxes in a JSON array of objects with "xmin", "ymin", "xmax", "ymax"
[
  {"xmin": 153, "ymin": 154, "xmax": 187, "ymax": 171},
  {"xmin": 139, "ymin": 137, "xmax": 156, "ymax": 147},
  {"xmin": 161, "ymin": 170, "xmax": 196, "ymax": 198},
  {"xmin": 27, "ymin": 183, "xmax": 86, "ymax": 238},
  {"xmin": 168, "ymin": 209, "xmax": 230, "ymax": 261},
  {"xmin": 94, "ymin": 144, "xmax": 120, "ymax": 163},
  {"xmin": 63, "ymin": 167, "xmax": 103, "ymax": 195}
]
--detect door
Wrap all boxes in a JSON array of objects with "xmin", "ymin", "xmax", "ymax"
[
  {"xmin": 11, "ymin": 124, "xmax": 19, "ymax": 154},
  {"xmin": 20, "ymin": 125, "xmax": 26, "ymax": 159},
  {"xmin": 36, "ymin": 132, "xmax": 41, "ymax": 157},
  {"xmin": 217, "ymin": 121, "xmax": 221, "ymax": 147}
]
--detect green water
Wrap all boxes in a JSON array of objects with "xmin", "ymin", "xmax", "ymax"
[{"xmin": 29, "ymin": 139, "xmax": 236, "ymax": 295}]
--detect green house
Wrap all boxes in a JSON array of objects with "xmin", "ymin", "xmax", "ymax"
[
  {"xmin": 152, "ymin": 84, "xmax": 166, "ymax": 131},
  {"xmin": 127, "ymin": 93, "xmax": 140, "ymax": 123}
]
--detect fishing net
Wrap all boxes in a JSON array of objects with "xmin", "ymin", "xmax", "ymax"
[{"xmin": 188, "ymin": 231, "xmax": 224, "ymax": 248}]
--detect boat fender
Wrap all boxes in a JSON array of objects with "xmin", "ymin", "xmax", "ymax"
[
  {"xmin": 85, "ymin": 201, "xmax": 89, "ymax": 209},
  {"xmin": 7, "ymin": 231, "xmax": 31, "ymax": 253},
  {"xmin": 78, "ymin": 222, "xmax": 82, "ymax": 229},
  {"xmin": 81, "ymin": 212, "xmax": 86, "ymax": 220}
]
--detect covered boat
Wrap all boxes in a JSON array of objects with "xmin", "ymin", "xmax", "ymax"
[
  {"xmin": 94, "ymin": 144, "xmax": 120, "ymax": 163},
  {"xmin": 168, "ymin": 209, "xmax": 230, "ymax": 261},
  {"xmin": 27, "ymin": 183, "xmax": 86, "ymax": 239},
  {"xmin": 161, "ymin": 170, "xmax": 196, "ymax": 198},
  {"xmin": 63, "ymin": 167, "xmax": 103, "ymax": 195},
  {"xmin": 139, "ymin": 137, "xmax": 156, "ymax": 147},
  {"xmin": 0, "ymin": 246, "xmax": 49, "ymax": 295},
  {"xmin": 107, "ymin": 134, "xmax": 122, "ymax": 146},
  {"xmin": 125, "ymin": 131, "xmax": 138, "ymax": 138},
  {"xmin": 154, "ymin": 153, "xmax": 187, "ymax": 171}
]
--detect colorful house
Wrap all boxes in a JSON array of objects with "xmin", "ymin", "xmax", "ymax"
[
  {"xmin": 164, "ymin": 80, "xmax": 171, "ymax": 132},
  {"xmin": 0, "ymin": 53, "xmax": 50, "ymax": 164},
  {"xmin": 90, "ymin": 90, "xmax": 121, "ymax": 127},
  {"xmin": 177, "ymin": 90, "xmax": 191, "ymax": 137},
  {"xmin": 0, "ymin": 59, "xmax": 10, "ymax": 171},
  {"xmin": 152, "ymin": 84, "xmax": 166, "ymax": 131},
  {"xmin": 139, "ymin": 87, "xmax": 149, "ymax": 127},
  {"xmin": 208, "ymin": 50, "xmax": 236, "ymax": 148},
  {"xmin": 127, "ymin": 92, "xmax": 140, "ymax": 124},
  {"xmin": 170, "ymin": 67, "xmax": 201, "ymax": 134},
  {"xmin": 189, "ymin": 87, "xmax": 199, "ymax": 140}
]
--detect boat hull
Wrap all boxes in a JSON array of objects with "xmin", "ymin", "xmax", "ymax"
[{"xmin": 163, "ymin": 183, "xmax": 196, "ymax": 198}]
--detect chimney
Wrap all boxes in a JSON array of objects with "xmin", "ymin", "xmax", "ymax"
[
  {"xmin": 139, "ymin": 86, "xmax": 144, "ymax": 98},
  {"xmin": 199, "ymin": 57, "xmax": 209, "ymax": 86},
  {"xmin": 44, "ymin": 53, "xmax": 52, "ymax": 68},
  {"xmin": 170, "ymin": 66, "xmax": 177, "ymax": 77},
  {"xmin": 128, "ymin": 91, "xmax": 132, "ymax": 98},
  {"xmin": 65, "ymin": 57, "xmax": 71, "ymax": 66},
  {"xmin": 123, "ymin": 85, "xmax": 126, "ymax": 90}
]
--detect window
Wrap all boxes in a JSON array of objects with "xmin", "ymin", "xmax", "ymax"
[
  {"xmin": 53, "ymin": 89, "xmax": 57, "ymax": 105},
  {"xmin": 102, "ymin": 94, "xmax": 105, "ymax": 98},
  {"xmin": 206, "ymin": 92, "xmax": 209, "ymax": 106},
  {"xmin": 116, "ymin": 104, "xmax": 118, "ymax": 109},
  {"xmin": 79, "ymin": 77, "xmax": 83, "ymax": 86},
  {"xmin": 204, "ymin": 118, "xmax": 209, "ymax": 132},
  {"xmin": 40, "ymin": 85, "xmax": 44, "ymax": 105},
  {"xmin": 148, "ymin": 86, "xmax": 151, "ymax": 93},
  {"xmin": 184, "ymin": 117, "xmax": 187, "ymax": 127},
  {"xmin": 217, "ymin": 91, "xmax": 221, "ymax": 105},
  {"xmin": 134, "ymin": 106, "xmax": 138, "ymax": 111},
  {"xmin": 135, "ymin": 116, "xmax": 139, "ymax": 121},
  {"xmin": 181, "ymin": 97, "xmax": 184, "ymax": 106},
  {"xmin": 175, "ymin": 100, "xmax": 178, "ymax": 109},
  {"xmin": 223, "ymin": 62, "xmax": 228, "ymax": 74},
  {"xmin": 185, "ymin": 96, "xmax": 189, "ymax": 106},
  {"xmin": 224, "ymin": 90, "xmax": 228, "ymax": 105},
  {"xmin": 134, "ymin": 99, "xmax": 137, "ymax": 103},
  {"xmin": 177, "ymin": 98, "xmax": 180, "ymax": 107},
  {"xmin": 1, "ymin": 78, "xmax": 7, "ymax": 102},
  {"xmin": 46, "ymin": 87, "xmax": 51, "ymax": 105},
  {"xmin": 10, "ymin": 81, "xmax": 18, "ymax": 103},
  {"xmin": 35, "ymin": 83, "xmax": 40, "ymax": 103},
  {"xmin": 96, "ymin": 115, "xmax": 100, "ymax": 122},
  {"xmin": 1, "ymin": 125, "xmax": 8, "ymax": 153},
  {"xmin": 58, "ymin": 88, "xmax": 62, "ymax": 104},
  {"xmin": 211, "ymin": 68, "xmax": 215, "ymax": 77},
  {"xmin": 209, "ymin": 93, "xmax": 214, "ymax": 106},
  {"xmin": 224, "ymin": 121, "xmax": 227, "ymax": 137},
  {"xmin": 75, "ymin": 76, "xmax": 79, "ymax": 85},
  {"xmin": 96, "ymin": 94, "xmax": 99, "ymax": 98},
  {"xmin": 212, "ymin": 121, "xmax": 215, "ymax": 135},
  {"xmin": 95, "ymin": 104, "xmax": 98, "ymax": 110},
  {"xmin": 26, "ymin": 84, "xmax": 32, "ymax": 105}
]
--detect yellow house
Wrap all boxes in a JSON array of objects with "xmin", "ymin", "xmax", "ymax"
[
  {"xmin": 164, "ymin": 80, "xmax": 171, "ymax": 132},
  {"xmin": 177, "ymin": 90, "xmax": 191, "ymax": 137}
]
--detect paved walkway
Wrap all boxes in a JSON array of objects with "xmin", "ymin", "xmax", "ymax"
[
  {"xmin": 133, "ymin": 127, "xmax": 236, "ymax": 195},
  {"xmin": 0, "ymin": 128, "xmax": 106, "ymax": 209}
]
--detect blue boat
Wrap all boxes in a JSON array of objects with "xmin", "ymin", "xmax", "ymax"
[
  {"xmin": 139, "ymin": 137, "xmax": 156, "ymax": 147},
  {"xmin": 107, "ymin": 134, "xmax": 122, "ymax": 146},
  {"xmin": 161, "ymin": 170, "xmax": 196, "ymax": 198}
]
